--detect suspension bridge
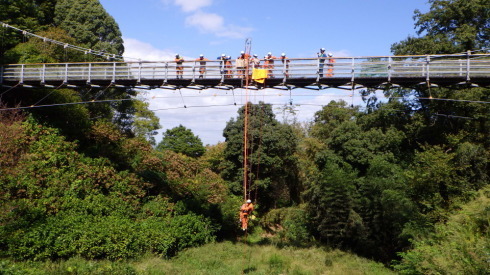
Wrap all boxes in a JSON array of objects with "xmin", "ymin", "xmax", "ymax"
[{"xmin": 1, "ymin": 53, "xmax": 490, "ymax": 91}]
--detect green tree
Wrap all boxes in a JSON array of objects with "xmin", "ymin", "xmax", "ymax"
[
  {"xmin": 391, "ymin": 0, "xmax": 490, "ymax": 55},
  {"xmin": 156, "ymin": 125, "xmax": 205, "ymax": 158},
  {"xmin": 305, "ymin": 153, "xmax": 358, "ymax": 247},
  {"xmin": 54, "ymin": 0, "xmax": 124, "ymax": 58},
  {"xmin": 394, "ymin": 185, "xmax": 490, "ymax": 274},
  {"xmin": 3, "ymin": 27, "xmax": 84, "ymax": 63},
  {"xmin": 113, "ymin": 99, "xmax": 161, "ymax": 145},
  {"xmin": 0, "ymin": 0, "xmax": 57, "ymax": 62},
  {"xmin": 389, "ymin": 0, "xmax": 490, "ymax": 148},
  {"xmin": 221, "ymin": 102, "xmax": 299, "ymax": 209}
]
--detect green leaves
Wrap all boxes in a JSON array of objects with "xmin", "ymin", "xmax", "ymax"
[
  {"xmin": 222, "ymin": 102, "xmax": 299, "ymax": 209},
  {"xmin": 393, "ymin": 0, "xmax": 490, "ymax": 54},
  {"xmin": 157, "ymin": 125, "xmax": 205, "ymax": 158}
]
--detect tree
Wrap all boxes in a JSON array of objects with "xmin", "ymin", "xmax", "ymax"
[
  {"xmin": 0, "ymin": 0, "xmax": 57, "ymax": 63},
  {"xmin": 305, "ymin": 153, "xmax": 358, "ymax": 247},
  {"xmin": 4, "ymin": 26, "xmax": 85, "ymax": 63},
  {"xmin": 391, "ymin": 0, "xmax": 490, "ymax": 55},
  {"xmin": 388, "ymin": 0, "xmax": 490, "ymax": 148},
  {"xmin": 222, "ymin": 102, "xmax": 299, "ymax": 209},
  {"xmin": 54, "ymin": 0, "xmax": 124, "ymax": 59},
  {"xmin": 156, "ymin": 125, "xmax": 205, "ymax": 158}
]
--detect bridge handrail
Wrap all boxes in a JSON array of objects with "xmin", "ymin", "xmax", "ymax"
[{"xmin": 1, "ymin": 54, "xmax": 490, "ymax": 87}]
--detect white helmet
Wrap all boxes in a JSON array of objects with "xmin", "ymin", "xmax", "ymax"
[
  {"xmin": 281, "ymin": 53, "xmax": 286, "ymax": 57},
  {"xmin": 241, "ymin": 51, "xmax": 245, "ymax": 54},
  {"xmin": 253, "ymin": 54, "xmax": 258, "ymax": 57},
  {"xmin": 199, "ymin": 54, "xmax": 204, "ymax": 57},
  {"xmin": 320, "ymin": 48, "xmax": 325, "ymax": 51},
  {"xmin": 221, "ymin": 53, "xmax": 226, "ymax": 57},
  {"xmin": 268, "ymin": 52, "xmax": 272, "ymax": 55},
  {"xmin": 328, "ymin": 53, "xmax": 333, "ymax": 57},
  {"xmin": 246, "ymin": 199, "xmax": 252, "ymax": 203}
]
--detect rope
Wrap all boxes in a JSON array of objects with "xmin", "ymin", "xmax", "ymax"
[
  {"xmin": 31, "ymin": 83, "xmax": 64, "ymax": 106},
  {"xmin": 0, "ymin": 21, "xmax": 131, "ymax": 61},
  {"xmin": 243, "ymin": 38, "xmax": 252, "ymax": 202}
]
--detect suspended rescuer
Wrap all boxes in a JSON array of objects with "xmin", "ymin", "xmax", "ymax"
[{"xmin": 239, "ymin": 199, "xmax": 254, "ymax": 231}]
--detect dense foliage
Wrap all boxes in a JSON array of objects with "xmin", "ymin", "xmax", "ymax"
[
  {"xmin": 222, "ymin": 102, "xmax": 299, "ymax": 210},
  {"xmin": 156, "ymin": 125, "xmax": 206, "ymax": 157}
]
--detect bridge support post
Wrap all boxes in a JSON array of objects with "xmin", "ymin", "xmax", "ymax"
[
  {"xmin": 466, "ymin": 50, "xmax": 471, "ymax": 82},
  {"xmin": 112, "ymin": 62, "xmax": 116, "ymax": 84},
  {"xmin": 20, "ymin": 64, "xmax": 25, "ymax": 84},
  {"xmin": 351, "ymin": 58, "xmax": 355, "ymax": 84},
  {"xmin": 388, "ymin": 57, "xmax": 392, "ymax": 83},
  {"xmin": 426, "ymin": 56, "xmax": 430, "ymax": 83}
]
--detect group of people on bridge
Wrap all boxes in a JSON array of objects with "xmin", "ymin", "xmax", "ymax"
[{"xmin": 173, "ymin": 48, "xmax": 335, "ymax": 80}]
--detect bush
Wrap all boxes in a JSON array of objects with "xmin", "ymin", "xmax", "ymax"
[
  {"xmin": 2, "ymin": 197, "xmax": 217, "ymax": 261},
  {"xmin": 261, "ymin": 207, "xmax": 312, "ymax": 246},
  {"xmin": 394, "ymin": 186, "xmax": 490, "ymax": 274}
]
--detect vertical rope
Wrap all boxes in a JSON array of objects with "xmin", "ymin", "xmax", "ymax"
[{"xmin": 243, "ymin": 38, "xmax": 252, "ymax": 202}]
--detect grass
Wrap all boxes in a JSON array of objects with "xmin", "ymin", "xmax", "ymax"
[{"xmin": 1, "ymin": 240, "xmax": 395, "ymax": 274}]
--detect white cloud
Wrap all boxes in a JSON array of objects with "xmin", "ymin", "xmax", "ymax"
[
  {"xmin": 185, "ymin": 11, "xmax": 252, "ymax": 39},
  {"xmin": 123, "ymin": 37, "xmax": 176, "ymax": 61},
  {"xmin": 174, "ymin": 0, "xmax": 212, "ymax": 12},
  {"xmin": 185, "ymin": 11, "xmax": 224, "ymax": 32}
]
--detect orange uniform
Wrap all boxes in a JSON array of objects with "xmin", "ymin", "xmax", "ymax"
[
  {"xmin": 196, "ymin": 56, "xmax": 209, "ymax": 78},
  {"xmin": 326, "ymin": 57, "xmax": 336, "ymax": 77},
  {"xmin": 175, "ymin": 55, "xmax": 184, "ymax": 78},
  {"xmin": 239, "ymin": 202, "xmax": 254, "ymax": 231},
  {"xmin": 237, "ymin": 53, "xmax": 250, "ymax": 78},
  {"xmin": 264, "ymin": 54, "xmax": 277, "ymax": 77}
]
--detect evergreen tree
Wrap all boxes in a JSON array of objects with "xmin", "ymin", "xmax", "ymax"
[
  {"xmin": 156, "ymin": 125, "xmax": 205, "ymax": 158},
  {"xmin": 222, "ymin": 102, "xmax": 298, "ymax": 209},
  {"xmin": 54, "ymin": 0, "xmax": 124, "ymax": 59}
]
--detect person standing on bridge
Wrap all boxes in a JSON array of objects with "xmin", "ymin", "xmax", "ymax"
[
  {"xmin": 326, "ymin": 53, "xmax": 335, "ymax": 77},
  {"xmin": 218, "ymin": 54, "xmax": 227, "ymax": 78},
  {"xmin": 264, "ymin": 52, "xmax": 277, "ymax": 78},
  {"xmin": 280, "ymin": 53, "xmax": 290, "ymax": 78},
  {"xmin": 317, "ymin": 48, "xmax": 327, "ymax": 77},
  {"xmin": 196, "ymin": 54, "xmax": 209, "ymax": 79},
  {"xmin": 236, "ymin": 51, "xmax": 250, "ymax": 79},
  {"xmin": 250, "ymin": 54, "xmax": 260, "ymax": 69},
  {"xmin": 175, "ymin": 54, "xmax": 185, "ymax": 79},
  {"xmin": 225, "ymin": 55, "xmax": 233, "ymax": 78}
]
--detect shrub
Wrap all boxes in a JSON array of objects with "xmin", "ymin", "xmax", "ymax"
[{"xmin": 261, "ymin": 207, "xmax": 312, "ymax": 246}]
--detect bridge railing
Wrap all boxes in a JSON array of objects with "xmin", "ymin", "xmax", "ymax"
[{"xmin": 2, "ymin": 54, "xmax": 489, "ymax": 86}]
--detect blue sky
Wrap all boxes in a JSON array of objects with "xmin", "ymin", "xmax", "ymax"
[{"xmin": 99, "ymin": 0, "xmax": 430, "ymax": 145}]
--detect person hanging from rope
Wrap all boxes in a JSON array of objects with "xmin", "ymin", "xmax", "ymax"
[
  {"xmin": 239, "ymin": 199, "xmax": 254, "ymax": 231},
  {"xmin": 196, "ymin": 54, "xmax": 209, "ymax": 79},
  {"xmin": 175, "ymin": 54, "xmax": 184, "ymax": 79},
  {"xmin": 326, "ymin": 53, "xmax": 335, "ymax": 77}
]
